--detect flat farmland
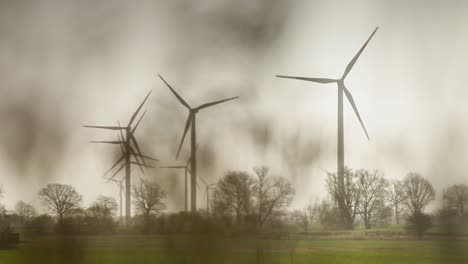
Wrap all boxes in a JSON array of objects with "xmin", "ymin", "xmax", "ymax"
[{"xmin": 0, "ymin": 235, "xmax": 467, "ymax": 264}]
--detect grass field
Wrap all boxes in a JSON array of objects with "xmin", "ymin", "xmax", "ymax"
[{"xmin": 0, "ymin": 234, "xmax": 467, "ymax": 264}]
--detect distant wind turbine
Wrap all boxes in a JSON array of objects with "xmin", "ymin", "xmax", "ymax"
[
  {"xmin": 105, "ymin": 176, "xmax": 125, "ymax": 223},
  {"xmin": 198, "ymin": 175, "xmax": 216, "ymax": 215},
  {"xmin": 159, "ymin": 144, "xmax": 199, "ymax": 212},
  {"xmin": 158, "ymin": 74, "xmax": 239, "ymax": 212},
  {"xmin": 276, "ymin": 27, "xmax": 378, "ymax": 228},
  {"xmin": 84, "ymin": 91, "xmax": 158, "ymax": 224}
]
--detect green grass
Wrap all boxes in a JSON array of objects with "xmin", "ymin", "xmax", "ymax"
[{"xmin": 0, "ymin": 235, "xmax": 466, "ymax": 264}]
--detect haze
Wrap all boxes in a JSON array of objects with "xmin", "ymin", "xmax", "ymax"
[{"xmin": 0, "ymin": 0, "xmax": 467, "ymax": 214}]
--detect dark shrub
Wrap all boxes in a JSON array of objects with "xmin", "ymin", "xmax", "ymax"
[
  {"xmin": 405, "ymin": 212, "xmax": 432, "ymax": 239},
  {"xmin": 25, "ymin": 214, "xmax": 55, "ymax": 235}
]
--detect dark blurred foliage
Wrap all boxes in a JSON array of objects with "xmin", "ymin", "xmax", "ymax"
[{"xmin": 405, "ymin": 211, "xmax": 432, "ymax": 239}]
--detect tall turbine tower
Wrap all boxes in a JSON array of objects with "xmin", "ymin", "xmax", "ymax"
[
  {"xmin": 276, "ymin": 27, "xmax": 378, "ymax": 228},
  {"xmin": 158, "ymin": 74, "xmax": 238, "ymax": 212}
]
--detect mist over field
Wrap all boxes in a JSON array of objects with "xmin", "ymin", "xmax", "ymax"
[{"xmin": 1, "ymin": 0, "xmax": 468, "ymax": 215}]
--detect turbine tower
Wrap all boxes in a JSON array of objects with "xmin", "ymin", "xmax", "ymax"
[
  {"xmin": 158, "ymin": 74, "xmax": 239, "ymax": 212},
  {"xmin": 276, "ymin": 27, "xmax": 378, "ymax": 228},
  {"xmin": 84, "ymin": 91, "xmax": 158, "ymax": 224},
  {"xmin": 105, "ymin": 176, "xmax": 125, "ymax": 223},
  {"xmin": 159, "ymin": 148, "xmax": 197, "ymax": 212},
  {"xmin": 198, "ymin": 176, "xmax": 216, "ymax": 215}
]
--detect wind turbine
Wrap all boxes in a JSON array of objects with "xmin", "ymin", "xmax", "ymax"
[
  {"xmin": 198, "ymin": 176, "xmax": 216, "ymax": 215},
  {"xmin": 276, "ymin": 27, "xmax": 378, "ymax": 228},
  {"xmin": 84, "ymin": 91, "xmax": 158, "ymax": 224},
  {"xmin": 159, "ymin": 147, "xmax": 197, "ymax": 212},
  {"xmin": 105, "ymin": 176, "xmax": 125, "ymax": 223},
  {"xmin": 158, "ymin": 74, "xmax": 239, "ymax": 212}
]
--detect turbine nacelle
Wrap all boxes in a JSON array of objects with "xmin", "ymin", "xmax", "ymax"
[{"xmin": 158, "ymin": 74, "xmax": 238, "ymax": 159}]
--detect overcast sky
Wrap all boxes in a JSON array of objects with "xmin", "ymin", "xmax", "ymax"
[{"xmin": 1, "ymin": 0, "xmax": 467, "ymax": 213}]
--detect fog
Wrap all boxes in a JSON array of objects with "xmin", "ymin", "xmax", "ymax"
[{"xmin": 0, "ymin": 0, "xmax": 467, "ymax": 213}]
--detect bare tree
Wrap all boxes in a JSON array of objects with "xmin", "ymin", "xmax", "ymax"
[
  {"xmin": 87, "ymin": 195, "xmax": 118, "ymax": 219},
  {"xmin": 356, "ymin": 169, "xmax": 389, "ymax": 229},
  {"xmin": 317, "ymin": 199, "xmax": 338, "ymax": 229},
  {"xmin": 373, "ymin": 199, "xmax": 393, "ymax": 228},
  {"xmin": 401, "ymin": 173, "xmax": 435, "ymax": 214},
  {"xmin": 38, "ymin": 184, "xmax": 82, "ymax": 222},
  {"xmin": 132, "ymin": 179, "xmax": 166, "ymax": 217},
  {"xmin": 291, "ymin": 210, "xmax": 308, "ymax": 232},
  {"xmin": 0, "ymin": 204, "xmax": 6, "ymax": 217},
  {"xmin": 326, "ymin": 167, "xmax": 361, "ymax": 229},
  {"xmin": 214, "ymin": 167, "xmax": 294, "ymax": 229},
  {"xmin": 252, "ymin": 166, "xmax": 295, "ymax": 229},
  {"xmin": 15, "ymin": 201, "xmax": 37, "ymax": 224},
  {"xmin": 306, "ymin": 199, "xmax": 318, "ymax": 225},
  {"xmin": 0, "ymin": 187, "xmax": 4, "ymax": 217},
  {"xmin": 443, "ymin": 184, "xmax": 468, "ymax": 223},
  {"xmin": 388, "ymin": 180, "xmax": 406, "ymax": 224},
  {"xmin": 214, "ymin": 171, "xmax": 254, "ymax": 224}
]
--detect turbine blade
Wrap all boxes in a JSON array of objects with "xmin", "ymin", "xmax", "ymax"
[
  {"xmin": 130, "ymin": 146, "xmax": 158, "ymax": 162},
  {"xmin": 118, "ymin": 137, "xmax": 125, "ymax": 155},
  {"xmin": 185, "ymin": 143, "xmax": 200, "ymax": 167},
  {"xmin": 90, "ymin": 141, "xmax": 125, "ymax": 144},
  {"xmin": 83, "ymin": 125, "xmax": 126, "ymax": 130},
  {"xmin": 103, "ymin": 156, "xmax": 125, "ymax": 177},
  {"xmin": 127, "ymin": 145, "xmax": 137, "ymax": 158},
  {"xmin": 104, "ymin": 176, "xmax": 124, "ymax": 184},
  {"xmin": 135, "ymin": 154, "xmax": 159, "ymax": 162},
  {"xmin": 131, "ymin": 153, "xmax": 145, "ymax": 174},
  {"xmin": 130, "ymin": 162, "xmax": 155, "ymax": 169},
  {"xmin": 319, "ymin": 167, "xmax": 333, "ymax": 175},
  {"xmin": 276, "ymin": 75, "xmax": 338, "ymax": 84},
  {"xmin": 117, "ymin": 123, "xmax": 126, "ymax": 155},
  {"xmin": 104, "ymin": 176, "xmax": 117, "ymax": 182},
  {"xmin": 342, "ymin": 27, "xmax": 379, "ymax": 79},
  {"xmin": 160, "ymin": 166, "xmax": 185, "ymax": 169},
  {"xmin": 107, "ymin": 162, "xmax": 126, "ymax": 183},
  {"xmin": 129, "ymin": 134, "xmax": 147, "ymax": 166},
  {"xmin": 128, "ymin": 144, "xmax": 145, "ymax": 174},
  {"xmin": 198, "ymin": 175, "xmax": 208, "ymax": 186},
  {"xmin": 131, "ymin": 110, "xmax": 147, "ymax": 134},
  {"xmin": 342, "ymin": 85, "xmax": 370, "ymax": 140},
  {"xmin": 158, "ymin": 74, "xmax": 191, "ymax": 109},
  {"xmin": 128, "ymin": 90, "xmax": 152, "ymax": 127},
  {"xmin": 176, "ymin": 114, "xmax": 192, "ymax": 160},
  {"xmin": 196, "ymin": 96, "xmax": 239, "ymax": 110},
  {"xmin": 118, "ymin": 121, "xmax": 126, "ymax": 142}
]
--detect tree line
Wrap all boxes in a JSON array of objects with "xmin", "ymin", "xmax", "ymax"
[
  {"xmin": 0, "ymin": 180, "xmax": 166, "ymax": 235},
  {"xmin": 0, "ymin": 166, "xmax": 294, "ymax": 235},
  {"xmin": 0, "ymin": 167, "xmax": 467, "ymax": 238},
  {"xmin": 291, "ymin": 169, "xmax": 468, "ymax": 238}
]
